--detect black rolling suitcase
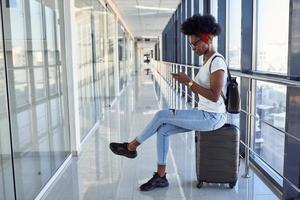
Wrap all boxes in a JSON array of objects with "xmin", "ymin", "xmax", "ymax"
[{"xmin": 195, "ymin": 123, "xmax": 240, "ymax": 189}]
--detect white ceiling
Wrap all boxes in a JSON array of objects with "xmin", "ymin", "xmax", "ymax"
[{"xmin": 113, "ymin": 0, "xmax": 181, "ymax": 38}]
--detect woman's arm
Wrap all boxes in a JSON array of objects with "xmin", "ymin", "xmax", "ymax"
[{"xmin": 172, "ymin": 70, "xmax": 224, "ymax": 102}]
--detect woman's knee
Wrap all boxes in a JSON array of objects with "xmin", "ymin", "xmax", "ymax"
[
  {"xmin": 155, "ymin": 109, "xmax": 174, "ymax": 118},
  {"xmin": 155, "ymin": 110, "xmax": 169, "ymax": 119}
]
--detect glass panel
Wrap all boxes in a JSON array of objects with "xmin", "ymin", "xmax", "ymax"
[
  {"xmin": 50, "ymin": 98, "xmax": 60, "ymax": 128},
  {"xmin": 254, "ymin": 81, "xmax": 286, "ymax": 175},
  {"xmin": 13, "ymin": 69, "xmax": 30, "ymax": 107},
  {"xmin": 128, "ymin": 39, "xmax": 134, "ymax": 75},
  {"xmin": 75, "ymin": 0, "xmax": 97, "ymax": 140},
  {"xmin": 48, "ymin": 66, "xmax": 58, "ymax": 95},
  {"xmin": 228, "ymin": 0, "xmax": 241, "ymax": 69},
  {"xmin": 36, "ymin": 103, "xmax": 48, "ymax": 138},
  {"xmin": 93, "ymin": 0, "xmax": 105, "ymax": 121},
  {"xmin": 9, "ymin": 0, "xmax": 28, "ymax": 67},
  {"xmin": 45, "ymin": 6, "xmax": 56, "ymax": 65},
  {"xmin": 14, "ymin": 110, "xmax": 33, "ymax": 150},
  {"xmin": 51, "ymin": 125, "xmax": 66, "ymax": 170},
  {"xmin": 210, "ymin": 0, "xmax": 218, "ymax": 49},
  {"xmin": 44, "ymin": 0, "xmax": 62, "ymax": 65},
  {"xmin": 107, "ymin": 8, "xmax": 116, "ymax": 103},
  {"xmin": 43, "ymin": 0, "xmax": 70, "ymax": 174},
  {"xmin": 0, "ymin": 4, "xmax": 15, "ymax": 199},
  {"xmin": 2, "ymin": 0, "xmax": 70, "ymax": 199},
  {"xmin": 124, "ymin": 33, "xmax": 129, "ymax": 84},
  {"xmin": 50, "ymin": 65, "xmax": 69, "ymax": 172},
  {"xmin": 34, "ymin": 67, "xmax": 46, "ymax": 100},
  {"xmin": 118, "ymin": 22, "xmax": 125, "ymax": 91},
  {"xmin": 256, "ymin": 0, "xmax": 289, "ymax": 75},
  {"xmin": 29, "ymin": 0, "xmax": 44, "ymax": 66}
]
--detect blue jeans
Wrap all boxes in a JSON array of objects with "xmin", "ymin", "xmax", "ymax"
[{"xmin": 136, "ymin": 109, "xmax": 226, "ymax": 165}]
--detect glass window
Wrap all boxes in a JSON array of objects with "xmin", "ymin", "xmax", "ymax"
[
  {"xmin": 12, "ymin": 69, "xmax": 30, "ymax": 107},
  {"xmin": 187, "ymin": 0, "xmax": 192, "ymax": 65},
  {"xmin": 210, "ymin": 0, "xmax": 218, "ymax": 50},
  {"xmin": 107, "ymin": 8, "xmax": 116, "ymax": 103},
  {"xmin": 34, "ymin": 67, "xmax": 46, "ymax": 100},
  {"xmin": 93, "ymin": 4, "xmax": 105, "ymax": 62},
  {"xmin": 75, "ymin": 0, "xmax": 97, "ymax": 139},
  {"xmin": 255, "ymin": 0, "xmax": 289, "ymax": 75},
  {"xmin": 0, "ymin": 70, "xmax": 6, "ymax": 115},
  {"xmin": 48, "ymin": 66, "xmax": 58, "ymax": 95},
  {"xmin": 45, "ymin": 6, "xmax": 57, "ymax": 65},
  {"xmin": 0, "ymin": 5, "xmax": 15, "ymax": 199},
  {"xmin": 118, "ymin": 23, "xmax": 125, "ymax": 91},
  {"xmin": 30, "ymin": 0, "xmax": 44, "ymax": 66},
  {"xmin": 14, "ymin": 110, "xmax": 33, "ymax": 150},
  {"xmin": 228, "ymin": 0, "xmax": 241, "ymax": 69},
  {"xmin": 36, "ymin": 103, "xmax": 48, "ymax": 137},
  {"xmin": 181, "ymin": 1, "xmax": 186, "ymax": 64},
  {"xmin": 9, "ymin": 0, "xmax": 28, "ymax": 67},
  {"xmin": 50, "ymin": 98, "xmax": 60, "ymax": 128},
  {"xmin": 2, "ymin": 1, "xmax": 70, "ymax": 199},
  {"xmin": 254, "ymin": 81, "xmax": 286, "ymax": 176},
  {"xmin": 192, "ymin": 0, "xmax": 203, "ymax": 65}
]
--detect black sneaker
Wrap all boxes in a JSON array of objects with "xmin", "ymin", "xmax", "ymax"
[
  {"xmin": 140, "ymin": 172, "xmax": 169, "ymax": 191},
  {"xmin": 109, "ymin": 142, "xmax": 137, "ymax": 159}
]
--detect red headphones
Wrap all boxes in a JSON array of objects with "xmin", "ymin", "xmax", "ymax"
[{"xmin": 200, "ymin": 33, "xmax": 212, "ymax": 43}]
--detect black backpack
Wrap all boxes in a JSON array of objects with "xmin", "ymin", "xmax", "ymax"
[{"xmin": 209, "ymin": 55, "xmax": 240, "ymax": 113}]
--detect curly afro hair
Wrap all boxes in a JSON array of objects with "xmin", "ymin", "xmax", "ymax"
[{"xmin": 181, "ymin": 14, "xmax": 221, "ymax": 36}]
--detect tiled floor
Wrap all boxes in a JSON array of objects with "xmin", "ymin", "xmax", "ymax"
[{"xmin": 42, "ymin": 72, "xmax": 280, "ymax": 200}]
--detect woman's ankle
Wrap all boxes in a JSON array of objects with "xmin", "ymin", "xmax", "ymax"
[
  {"xmin": 127, "ymin": 140, "xmax": 140, "ymax": 151},
  {"xmin": 157, "ymin": 172, "xmax": 166, "ymax": 177},
  {"xmin": 157, "ymin": 165, "xmax": 166, "ymax": 177},
  {"xmin": 127, "ymin": 143, "xmax": 135, "ymax": 151}
]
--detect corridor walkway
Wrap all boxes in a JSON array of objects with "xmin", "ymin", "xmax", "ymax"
[{"xmin": 42, "ymin": 71, "xmax": 280, "ymax": 200}]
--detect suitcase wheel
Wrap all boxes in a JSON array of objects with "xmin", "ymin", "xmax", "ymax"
[
  {"xmin": 229, "ymin": 181, "xmax": 236, "ymax": 188},
  {"xmin": 197, "ymin": 181, "xmax": 203, "ymax": 189}
]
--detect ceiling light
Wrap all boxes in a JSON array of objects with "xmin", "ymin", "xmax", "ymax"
[
  {"xmin": 135, "ymin": 5, "xmax": 175, "ymax": 12},
  {"xmin": 141, "ymin": 36, "xmax": 159, "ymax": 38}
]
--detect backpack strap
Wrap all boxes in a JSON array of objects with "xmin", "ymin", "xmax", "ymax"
[
  {"xmin": 208, "ymin": 55, "xmax": 232, "ymax": 101},
  {"xmin": 209, "ymin": 55, "xmax": 232, "ymax": 80}
]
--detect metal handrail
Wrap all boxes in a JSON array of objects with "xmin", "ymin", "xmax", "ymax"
[
  {"xmin": 239, "ymin": 108, "xmax": 300, "ymax": 143},
  {"xmin": 231, "ymin": 70, "xmax": 300, "ymax": 88},
  {"xmin": 162, "ymin": 61, "xmax": 300, "ymax": 88}
]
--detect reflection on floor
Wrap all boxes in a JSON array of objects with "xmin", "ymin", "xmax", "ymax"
[{"xmin": 42, "ymin": 72, "xmax": 280, "ymax": 200}]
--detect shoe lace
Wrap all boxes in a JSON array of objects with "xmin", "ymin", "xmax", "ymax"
[{"xmin": 146, "ymin": 173, "xmax": 159, "ymax": 184}]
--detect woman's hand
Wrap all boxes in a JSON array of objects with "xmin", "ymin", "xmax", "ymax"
[{"xmin": 171, "ymin": 72, "xmax": 191, "ymax": 85}]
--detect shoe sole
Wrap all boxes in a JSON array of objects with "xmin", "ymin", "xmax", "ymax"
[
  {"xmin": 140, "ymin": 183, "xmax": 169, "ymax": 191},
  {"xmin": 109, "ymin": 144, "xmax": 137, "ymax": 159}
]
